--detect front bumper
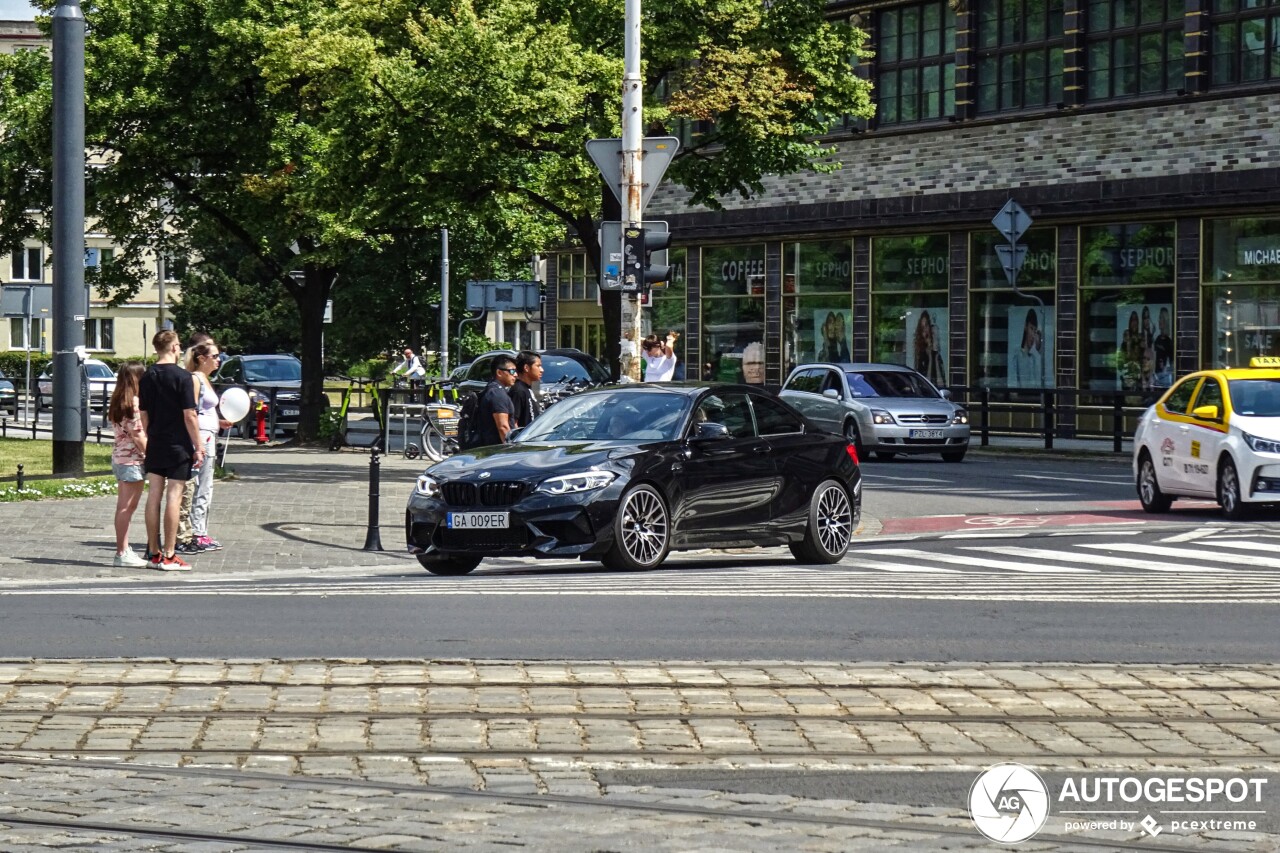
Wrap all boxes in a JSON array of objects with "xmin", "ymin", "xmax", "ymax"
[
  {"xmin": 1243, "ymin": 459, "xmax": 1280, "ymax": 502},
  {"xmin": 866, "ymin": 422, "xmax": 970, "ymax": 453},
  {"xmin": 405, "ymin": 484, "xmax": 623, "ymax": 559}
]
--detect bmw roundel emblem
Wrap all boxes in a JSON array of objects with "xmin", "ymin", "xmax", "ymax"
[{"xmin": 478, "ymin": 472, "xmax": 491, "ymax": 479}]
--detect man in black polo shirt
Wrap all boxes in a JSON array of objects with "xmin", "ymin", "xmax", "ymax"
[
  {"xmin": 139, "ymin": 329, "xmax": 203, "ymax": 570},
  {"xmin": 509, "ymin": 350, "xmax": 543, "ymax": 430},
  {"xmin": 473, "ymin": 356, "xmax": 517, "ymax": 447}
]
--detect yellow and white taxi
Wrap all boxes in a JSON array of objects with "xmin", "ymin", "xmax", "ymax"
[{"xmin": 1133, "ymin": 357, "xmax": 1280, "ymax": 519}]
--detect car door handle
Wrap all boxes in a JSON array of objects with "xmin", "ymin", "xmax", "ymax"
[
  {"xmin": 752, "ymin": 444, "xmax": 771, "ymax": 455},
  {"xmin": 1179, "ymin": 425, "xmax": 1190, "ymax": 432}
]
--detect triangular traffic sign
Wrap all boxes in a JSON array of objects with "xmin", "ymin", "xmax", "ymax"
[{"xmin": 586, "ymin": 137, "xmax": 680, "ymax": 213}]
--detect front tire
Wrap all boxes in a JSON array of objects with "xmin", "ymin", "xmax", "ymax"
[
  {"xmin": 843, "ymin": 420, "xmax": 864, "ymax": 460},
  {"xmin": 417, "ymin": 554, "xmax": 482, "ymax": 576},
  {"xmin": 1137, "ymin": 452, "xmax": 1173, "ymax": 513},
  {"xmin": 874, "ymin": 451, "xmax": 897, "ymax": 461},
  {"xmin": 941, "ymin": 448, "xmax": 967, "ymax": 463},
  {"xmin": 1218, "ymin": 457, "xmax": 1249, "ymax": 520},
  {"xmin": 790, "ymin": 479, "xmax": 854, "ymax": 564},
  {"xmin": 602, "ymin": 484, "xmax": 670, "ymax": 571}
]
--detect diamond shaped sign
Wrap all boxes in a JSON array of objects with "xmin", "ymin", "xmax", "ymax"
[{"xmin": 992, "ymin": 199, "xmax": 1033, "ymax": 244}]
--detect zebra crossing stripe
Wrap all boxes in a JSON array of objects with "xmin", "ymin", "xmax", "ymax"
[
  {"xmin": 853, "ymin": 547, "xmax": 1096, "ymax": 573},
  {"xmin": 1078, "ymin": 542, "xmax": 1280, "ymax": 569},
  {"xmin": 967, "ymin": 546, "xmax": 1227, "ymax": 573}
]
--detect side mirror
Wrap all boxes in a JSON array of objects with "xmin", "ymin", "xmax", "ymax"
[
  {"xmin": 507, "ymin": 426, "xmax": 525, "ymax": 442},
  {"xmin": 822, "ymin": 388, "xmax": 840, "ymax": 400},
  {"xmin": 939, "ymin": 388, "xmax": 952, "ymax": 401},
  {"xmin": 1191, "ymin": 404, "xmax": 1220, "ymax": 421},
  {"xmin": 691, "ymin": 422, "xmax": 731, "ymax": 442}
]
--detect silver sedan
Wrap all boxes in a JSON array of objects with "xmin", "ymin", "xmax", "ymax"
[{"xmin": 780, "ymin": 362, "xmax": 970, "ymax": 462}]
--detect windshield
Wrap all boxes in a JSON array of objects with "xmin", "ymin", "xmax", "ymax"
[
  {"xmin": 1229, "ymin": 378, "xmax": 1280, "ymax": 417},
  {"xmin": 243, "ymin": 358, "xmax": 301, "ymax": 382},
  {"xmin": 541, "ymin": 354, "xmax": 610, "ymax": 385},
  {"xmin": 86, "ymin": 364, "xmax": 115, "ymax": 379},
  {"xmin": 846, "ymin": 371, "xmax": 939, "ymax": 399},
  {"xmin": 517, "ymin": 389, "xmax": 691, "ymax": 443}
]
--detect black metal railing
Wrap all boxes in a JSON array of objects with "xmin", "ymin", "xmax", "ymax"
[{"xmin": 947, "ymin": 386, "xmax": 1153, "ymax": 453}]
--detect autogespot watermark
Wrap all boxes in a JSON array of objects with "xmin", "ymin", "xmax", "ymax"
[{"xmin": 968, "ymin": 765, "xmax": 1271, "ymax": 843}]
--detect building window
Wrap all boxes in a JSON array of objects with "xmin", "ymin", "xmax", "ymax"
[
  {"xmin": 977, "ymin": 0, "xmax": 1066, "ymax": 113},
  {"xmin": 782, "ymin": 240, "xmax": 854, "ymax": 376},
  {"xmin": 969, "ymin": 229, "xmax": 1057, "ymax": 389},
  {"xmin": 1211, "ymin": 0, "xmax": 1280, "ymax": 87},
  {"xmin": 556, "ymin": 253, "xmax": 594, "ymax": 302},
  {"xmin": 1087, "ymin": 0, "xmax": 1185, "ymax": 99},
  {"xmin": 701, "ymin": 245, "xmax": 766, "ymax": 383},
  {"xmin": 1079, "ymin": 222, "xmax": 1176, "ymax": 391},
  {"xmin": 649, "ymin": 247, "xmax": 689, "ymax": 377},
  {"xmin": 85, "ymin": 318, "xmax": 114, "ymax": 351},
  {"xmin": 877, "ymin": 1, "xmax": 957, "ymax": 124},
  {"xmin": 558, "ymin": 320, "xmax": 605, "ymax": 360},
  {"xmin": 870, "ymin": 234, "xmax": 950, "ymax": 385},
  {"xmin": 161, "ymin": 255, "xmax": 187, "ymax": 283},
  {"xmin": 10, "ymin": 246, "xmax": 41, "ymax": 282},
  {"xmin": 8, "ymin": 317, "xmax": 41, "ymax": 351},
  {"xmin": 1202, "ymin": 217, "xmax": 1280, "ymax": 368},
  {"xmin": 84, "ymin": 247, "xmax": 115, "ymax": 268}
]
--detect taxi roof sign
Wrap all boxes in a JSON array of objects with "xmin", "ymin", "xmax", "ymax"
[{"xmin": 1249, "ymin": 357, "xmax": 1280, "ymax": 368}]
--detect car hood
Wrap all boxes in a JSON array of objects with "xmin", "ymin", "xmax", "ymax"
[
  {"xmin": 426, "ymin": 441, "xmax": 644, "ymax": 481},
  {"xmin": 866, "ymin": 397, "xmax": 960, "ymax": 415},
  {"xmin": 241, "ymin": 380, "xmax": 302, "ymax": 392},
  {"xmin": 1232, "ymin": 414, "xmax": 1280, "ymax": 440}
]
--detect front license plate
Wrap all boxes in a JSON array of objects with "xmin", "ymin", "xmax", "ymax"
[
  {"xmin": 909, "ymin": 429, "xmax": 945, "ymax": 440},
  {"xmin": 281, "ymin": 408, "xmax": 299, "ymax": 417},
  {"xmin": 447, "ymin": 512, "xmax": 509, "ymax": 529}
]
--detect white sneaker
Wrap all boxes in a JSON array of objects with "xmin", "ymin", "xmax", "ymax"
[{"xmin": 113, "ymin": 548, "xmax": 149, "ymax": 569}]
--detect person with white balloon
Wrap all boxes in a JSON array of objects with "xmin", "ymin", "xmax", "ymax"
[{"xmin": 180, "ymin": 341, "xmax": 234, "ymax": 554}]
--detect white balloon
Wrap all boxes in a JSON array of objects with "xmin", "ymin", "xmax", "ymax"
[{"xmin": 219, "ymin": 387, "xmax": 251, "ymax": 423}]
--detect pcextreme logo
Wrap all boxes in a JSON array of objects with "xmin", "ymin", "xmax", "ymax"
[{"xmin": 968, "ymin": 763, "xmax": 1051, "ymax": 843}]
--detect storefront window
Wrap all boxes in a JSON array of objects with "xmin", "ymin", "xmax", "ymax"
[
  {"xmin": 871, "ymin": 235, "xmax": 949, "ymax": 385},
  {"xmin": 701, "ymin": 245, "xmax": 766, "ymax": 383},
  {"xmin": 1203, "ymin": 218, "xmax": 1280, "ymax": 367},
  {"xmin": 648, "ymin": 247, "xmax": 689, "ymax": 374},
  {"xmin": 1079, "ymin": 222, "xmax": 1176, "ymax": 391},
  {"xmin": 969, "ymin": 229, "xmax": 1056, "ymax": 388},
  {"xmin": 781, "ymin": 240, "xmax": 854, "ymax": 374}
]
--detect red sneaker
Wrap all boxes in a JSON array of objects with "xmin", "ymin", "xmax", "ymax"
[{"xmin": 156, "ymin": 553, "xmax": 192, "ymax": 572}]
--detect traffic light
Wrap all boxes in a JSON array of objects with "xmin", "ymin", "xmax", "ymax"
[{"xmin": 621, "ymin": 223, "xmax": 671, "ymax": 293}]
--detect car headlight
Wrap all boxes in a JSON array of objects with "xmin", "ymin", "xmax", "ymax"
[
  {"xmin": 952, "ymin": 409, "xmax": 969, "ymax": 425},
  {"xmin": 415, "ymin": 474, "xmax": 441, "ymax": 497},
  {"xmin": 1243, "ymin": 432, "xmax": 1280, "ymax": 454},
  {"xmin": 870, "ymin": 408, "xmax": 895, "ymax": 425},
  {"xmin": 535, "ymin": 471, "xmax": 617, "ymax": 495}
]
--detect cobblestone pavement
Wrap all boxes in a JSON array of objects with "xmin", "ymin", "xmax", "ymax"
[{"xmin": 1, "ymin": 659, "xmax": 1278, "ymax": 850}]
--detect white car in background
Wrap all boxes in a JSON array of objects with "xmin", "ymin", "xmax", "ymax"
[{"xmin": 36, "ymin": 358, "xmax": 117, "ymax": 411}]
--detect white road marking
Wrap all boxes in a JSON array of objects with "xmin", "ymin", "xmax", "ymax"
[
  {"xmin": 856, "ymin": 547, "xmax": 1095, "ymax": 573},
  {"xmin": 1078, "ymin": 542, "xmax": 1280, "ymax": 569},
  {"xmin": 1159, "ymin": 527, "xmax": 1227, "ymax": 543},
  {"xmin": 973, "ymin": 546, "xmax": 1226, "ymax": 573},
  {"xmin": 1014, "ymin": 474, "xmax": 1132, "ymax": 484}
]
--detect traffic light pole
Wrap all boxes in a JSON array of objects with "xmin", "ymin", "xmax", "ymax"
[{"xmin": 621, "ymin": 0, "xmax": 644, "ymax": 381}]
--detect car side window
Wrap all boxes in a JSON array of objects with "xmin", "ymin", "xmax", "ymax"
[
  {"xmin": 785, "ymin": 368, "xmax": 823, "ymax": 394},
  {"xmin": 820, "ymin": 370, "xmax": 843, "ymax": 397},
  {"xmin": 1162, "ymin": 377, "xmax": 1199, "ymax": 415},
  {"xmin": 750, "ymin": 394, "xmax": 804, "ymax": 435},
  {"xmin": 1193, "ymin": 379, "xmax": 1223, "ymax": 415},
  {"xmin": 468, "ymin": 357, "xmax": 494, "ymax": 382},
  {"xmin": 698, "ymin": 392, "xmax": 755, "ymax": 439}
]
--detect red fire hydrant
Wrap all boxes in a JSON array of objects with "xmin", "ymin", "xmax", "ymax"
[{"xmin": 255, "ymin": 400, "xmax": 269, "ymax": 444}]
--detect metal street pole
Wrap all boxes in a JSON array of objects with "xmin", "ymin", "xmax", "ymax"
[
  {"xmin": 51, "ymin": 0, "xmax": 85, "ymax": 475},
  {"xmin": 439, "ymin": 226, "xmax": 449, "ymax": 378},
  {"xmin": 622, "ymin": 0, "xmax": 644, "ymax": 381}
]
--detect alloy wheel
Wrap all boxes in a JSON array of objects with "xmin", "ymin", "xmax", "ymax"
[
  {"xmin": 816, "ymin": 484, "xmax": 853, "ymax": 556},
  {"xmin": 1220, "ymin": 461, "xmax": 1241, "ymax": 517},
  {"xmin": 620, "ymin": 488, "xmax": 668, "ymax": 566},
  {"xmin": 1139, "ymin": 459, "xmax": 1158, "ymax": 505}
]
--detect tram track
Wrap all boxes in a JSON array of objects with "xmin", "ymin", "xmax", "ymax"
[{"xmin": 0, "ymin": 756, "xmax": 1236, "ymax": 853}]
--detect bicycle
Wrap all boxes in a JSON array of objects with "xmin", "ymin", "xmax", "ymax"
[{"xmin": 405, "ymin": 385, "xmax": 463, "ymax": 462}]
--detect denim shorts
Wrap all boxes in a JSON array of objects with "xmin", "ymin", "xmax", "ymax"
[{"xmin": 112, "ymin": 462, "xmax": 145, "ymax": 483}]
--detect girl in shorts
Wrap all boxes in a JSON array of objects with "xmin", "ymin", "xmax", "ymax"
[{"xmin": 109, "ymin": 362, "xmax": 149, "ymax": 567}]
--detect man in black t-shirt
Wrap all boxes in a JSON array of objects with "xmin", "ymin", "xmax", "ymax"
[
  {"xmin": 473, "ymin": 356, "xmax": 517, "ymax": 448},
  {"xmin": 509, "ymin": 350, "xmax": 543, "ymax": 430},
  {"xmin": 139, "ymin": 329, "xmax": 203, "ymax": 570}
]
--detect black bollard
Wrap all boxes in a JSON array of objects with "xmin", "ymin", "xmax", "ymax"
[
  {"xmin": 16, "ymin": 464, "xmax": 24, "ymax": 491},
  {"xmin": 362, "ymin": 448, "xmax": 383, "ymax": 551}
]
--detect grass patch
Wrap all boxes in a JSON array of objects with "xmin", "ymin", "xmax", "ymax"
[
  {"xmin": 0, "ymin": 438, "xmax": 114, "ymax": 478},
  {"xmin": 0, "ymin": 475, "xmax": 116, "ymax": 502}
]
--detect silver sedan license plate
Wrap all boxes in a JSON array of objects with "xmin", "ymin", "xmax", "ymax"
[
  {"xmin": 909, "ymin": 429, "xmax": 945, "ymax": 439},
  {"xmin": 447, "ymin": 511, "xmax": 509, "ymax": 529},
  {"xmin": 281, "ymin": 408, "xmax": 299, "ymax": 417}
]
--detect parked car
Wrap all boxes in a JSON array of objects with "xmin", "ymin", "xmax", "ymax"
[
  {"xmin": 212, "ymin": 354, "xmax": 302, "ymax": 435},
  {"xmin": 0, "ymin": 368, "xmax": 17, "ymax": 417},
  {"xmin": 406, "ymin": 382, "xmax": 861, "ymax": 575},
  {"xmin": 1133, "ymin": 356, "xmax": 1280, "ymax": 519},
  {"xmin": 457, "ymin": 348, "xmax": 611, "ymax": 396},
  {"xmin": 36, "ymin": 358, "xmax": 117, "ymax": 411},
  {"xmin": 780, "ymin": 362, "xmax": 970, "ymax": 462}
]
